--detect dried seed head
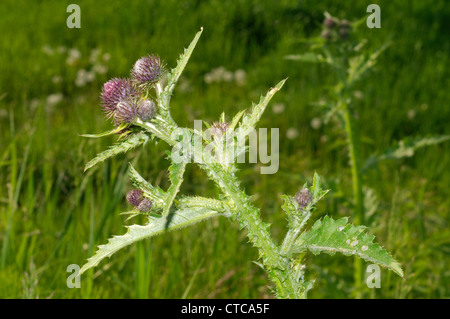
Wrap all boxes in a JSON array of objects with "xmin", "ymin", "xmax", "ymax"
[
  {"xmin": 114, "ymin": 99, "xmax": 137, "ymax": 124},
  {"xmin": 126, "ymin": 189, "xmax": 143, "ymax": 207},
  {"xmin": 323, "ymin": 17, "xmax": 337, "ymax": 29},
  {"xmin": 100, "ymin": 78, "xmax": 139, "ymax": 118},
  {"xmin": 210, "ymin": 121, "xmax": 229, "ymax": 137},
  {"xmin": 137, "ymin": 198, "xmax": 152, "ymax": 212},
  {"xmin": 295, "ymin": 188, "xmax": 312, "ymax": 209},
  {"xmin": 131, "ymin": 55, "xmax": 164, "ymax": 85},
  {"xmin": 137, "ymin": 99, "xmax": 156, "ymax": 122}
]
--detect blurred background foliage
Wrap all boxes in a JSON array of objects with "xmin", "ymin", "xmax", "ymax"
[{"xmin": 0, "ymin": 0, "xmax": 448, "ymax": 298}]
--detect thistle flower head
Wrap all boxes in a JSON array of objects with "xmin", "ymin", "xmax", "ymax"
[
  {"xmin": 295, "ymin": 188, "xmax": 312, "ymax": 209},
  {"xmin": 101, "ymin": 78, "xmax": 139, "ymax": 118},
  {"xmin": 137, "ymin": 198, "xmax": 152, "ymax": 212},
  {"xmin": 210, "ymin": 121, "xmax": 229, "ymax": 137},
  {"xmin": 126, "ymin": 189, "xmax": 143, "ymax": 207},
  {"xmin": 321, "ymin": 30, "xmax": 331, "ymax": 40},
  {"xmin": 115, "ymin": 99, "xmax": 137, "ymax": 124},
  {"xmin": 137, "ymin": 99, "xmax": 156, "ymax": 122},
  {"xmin": 323, "ymin": 17, "xmax": 337, "ymax": 29},
  {"xmin": 131, "ymin": 55, "xmax": 164, "ymax": 85}
]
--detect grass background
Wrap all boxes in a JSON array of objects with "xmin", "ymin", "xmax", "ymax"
[{"xmin": 0, "ymin": 0, "xmax": 448, "ymax": 298}]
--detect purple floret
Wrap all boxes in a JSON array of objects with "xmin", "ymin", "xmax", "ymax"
[{"xmin": 131, "ymin": 55, "xmax": 163, "ymax": 85}]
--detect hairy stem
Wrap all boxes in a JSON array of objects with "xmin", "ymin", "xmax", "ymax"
[{"xmin": 202, "ymin": 164, "xmax": 302, "ymax": 298}]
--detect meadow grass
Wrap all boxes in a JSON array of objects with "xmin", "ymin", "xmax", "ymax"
[{"xmin": 0, "ymin": 0, "xmax": 448, "ymax": 298}]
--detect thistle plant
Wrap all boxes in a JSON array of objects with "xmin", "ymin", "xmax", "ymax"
[
  {"xmin": 79, "ymin": 28, "xmax": 403, "ymax": 298},
  {"xmin": 286, "ymin": 12, "xmax": 450, "ymax": 296}
]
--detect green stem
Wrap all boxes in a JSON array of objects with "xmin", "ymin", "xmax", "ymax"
[
  {"xmin": 342, "ymin": 104, "xmax": 365, "ymax": 297},
  {"xmin": 203, "ymin": 165, "xmax": 302, "ymax": 298}
]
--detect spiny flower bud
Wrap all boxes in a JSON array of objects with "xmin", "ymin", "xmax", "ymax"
[
  {"xmin": 137, "ymin": 198, "xmax": 152, "ymax": 212},
  {"xmin": 340, "ymin": 19, "xmax": 351, "ymax": 28},
  {"xmin": 321, "ymin": 30, "xmax": 331, "ymax": 40},
  {"xmin": 101, "ymin": 78, "xmax": 139, "ymax": 118},
  {"xmin": 295, "ymin": 188, "xmax": 312, "ymax": 209},
  {"xmin": 114, "ymin": 99, "xmax": 137, "ymax": 124},
  {"xmin": 210, "ymin": 121, "xmax": 229, "ymax": 137},
  {"xmin": 131, "ymin": 55, "xmax": 164, "ymax": 85},
  {"xmin": 126, "ymin": 189, "xmax": 143, "ymax": 207},
  {"xmin": 137, "ymin": 99, "xmax": 156, "ymax": 121},
  {"xmin": 323, "ymin": 17, "xmax": 337, "ymax": 29}
]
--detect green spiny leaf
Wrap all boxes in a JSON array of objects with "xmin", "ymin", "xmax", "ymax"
[
  {"xmin": 128, "ymin": 163, "xmax": 166, "ymax": 207},
  {"xmin": 79, "ymin": 207, "xmax": 222, "ymax": 276},
  {"xmin": 80, "ymin": 123, "xmax": 129, "ymax": 138},
  {"xmin": 237, "ymin": 79, "xmax": 287, "ymax": 142},
  {"xmin": 177, "ymin": 196, "xmax": 228, "ymax": 212},
  {"xmin": 363, "ymin": 134, "xmax": 450, "ymax": 171},
  {"xmin": 162, "ymin": 160, "xmax": 187, "ymax": 217},
  {"xmin": 161, "ymin": 28, "xmax": 203, "ymax": 108},
  {"xmin": 291, "ymin": 216, "xmax": 403, "ymax": 277},
  {"xmin": 84, "ymin": 132, "xmax": 149, "ymax": 171}
]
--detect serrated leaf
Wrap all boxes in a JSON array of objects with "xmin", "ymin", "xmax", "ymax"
[
  {"xmin": 79, "ymin": 207, "xmax": 221, "ymax": 276},
  {"xmin": 310, "ymin": 172, "xmax": 329, "ymax": 205},
  {"xmin": 128, "ymin": 163, "xmax": 166, "ymax": 206},
  {"xmin": 84, "ymin": 132, "xmax": 149, "ymax": 171},
  {"xmin": 80, "ymin": 124, "xmax": 128, "ymax": 138},
  {"xmin": 281, "ymin": 194, "xmax": 300, "ymax": 228},
  {"xmin": 237, "ymin": 79, "xmax": 287, "ymax": 142},
  {"xmin": 364, "ymin": 135, "xmax": 450, "ymax": 171},
  {"xmin": 177, "ymin": 196, "xmax": 227, "ymax": 212},
  {"xmin": 162, "ymin": 160, "xmax": 187, "ymax": 217},
  {"xmin": 291, "ymin": 216, "xmax": 403, "ymax": 277},
  {"xmin": 161, "ymin": 28, "xmax": 203, "ymax": 109}
]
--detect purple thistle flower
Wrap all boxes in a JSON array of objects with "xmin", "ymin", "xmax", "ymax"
[
  {"xmin": 115, "ymin": 99, "xmax": 137, "ymax": 124},
  {"xmin": 210, "ymin": 121, "xmax": 229, "ymax": 137},
  {"xmin": 323, "ymin": 17, "xmax": 337, "ymax": 29},
  {"xmin": 101, "ymin": 78, "xmax": 139, "ymax": 118},
  {"xmin": 131, "ymin": 55, "xmax": 163, "ymax": 85},
  {"xmin": 137, "ymin": 198, "xmax": 152, "ymax": 212},
  {"xmin": 295, "ymin": 188, "xmax": 312, "ymax": 209},
  {"xmin": 137, "ymin": 99, "xmax": 156, "ymax": 121},
  {"xmin": 126, "ymin": 189, "xmax": 143, "ymax": 207}
]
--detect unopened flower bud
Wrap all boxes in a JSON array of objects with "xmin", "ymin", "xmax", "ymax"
[
  {"xmin": 323, "ymin": 17, "xmax": 337, "ymax": 29},
  {"xmin": 340, "ymin": 19, "xmax": 351, "ymax": 28},
  {"xmin": 114, "ymin": 99, "xmax": 137, "ymax": 124},
  {"xmin": 321, "ymin": 30, "xmax": 331, "ymax": 40},
  {"xmin": 131, "ymin": 55, "xmax": 164, "ymax": 85},
  {"xmin": 295, "ymin": 188, "xmax": 312, "ymax": 209},
  {"xmin": 210, "ymin": 121, "xmax": 229, "ymax": 137},
  {"xmin": 126, "ymin": 189, "xmax": 143, "ymax": 207},
  {"xmin": 339, "ymin": 26, "xmax": 350, "ymax": 40},
  {"xmin": 101, "ymin": 78, "xmax": 139, "ymax": 119},
  {"xmin": 137, "ymin": 198, "xmax": 152, "ymax": 212},
  {"xmin": 137, "ymin": 99, "xmax": 156, "ymax": 121}
]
